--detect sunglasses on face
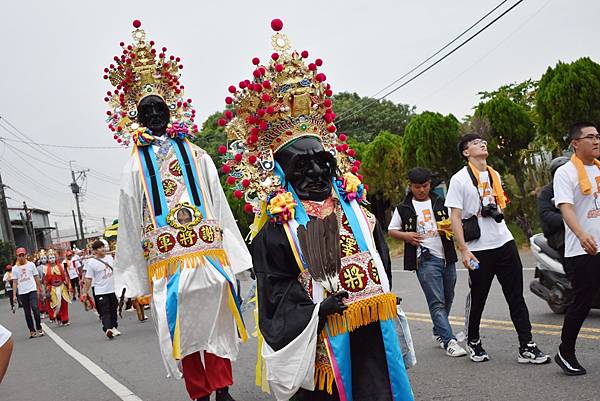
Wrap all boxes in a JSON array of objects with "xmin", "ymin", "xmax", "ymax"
[{"xmin": 468, "ymin": 139, "xmax": 487, "ymax": 147}]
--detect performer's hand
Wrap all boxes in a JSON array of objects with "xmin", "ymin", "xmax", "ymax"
[
  {"xmin": 80, "ymin": 294, "xmax": 88, "ymax": 303},
  {"xmin": 319, "ymin": 291, "xmax": 349, "ymax": 318},
  {"xmin": 12, "ymin": 295, "xmax": 17, "ymax": 304}
]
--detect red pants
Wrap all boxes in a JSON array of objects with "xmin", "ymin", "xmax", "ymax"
[
  {"xmin": 181, "ymin": 352, "xmax": 233, "ymax": 400},
  {"xmin": 48, "ymin": 299, "xmax": 69, "ymax": 323}
]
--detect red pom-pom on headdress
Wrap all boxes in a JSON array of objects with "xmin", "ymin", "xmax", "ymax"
[
  {"xmin": 271, "ymin": 19, "xmax": 283, "ymax": 32},
  {"xmin": 133, "ymin": 20, "xmax": 141, "ymax": 28}
]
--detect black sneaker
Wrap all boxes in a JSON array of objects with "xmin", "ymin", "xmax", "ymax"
[
  {"xmin": 518, "ymin": 342, "xmax": 550, "ymax": 364},
  {"xmin": 555, "ymin": 351, "xmax": 586, "ymax": 376},
  {"xmin": 466, "ymin": 339, "xmax": 490, "ymax": 362}
]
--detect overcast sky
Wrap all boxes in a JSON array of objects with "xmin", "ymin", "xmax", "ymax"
[{"xmin": 0, "ymin": 0, "xmax": 598, "ymax": 233}]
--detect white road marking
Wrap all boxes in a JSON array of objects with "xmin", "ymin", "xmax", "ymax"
[
  {"xmin": 392, "ymin": 267, "xmax": 536, "ymax": 273},
  {"xmin": 42, "ymin": 323, "xmax": 143, "ymax": 401}
]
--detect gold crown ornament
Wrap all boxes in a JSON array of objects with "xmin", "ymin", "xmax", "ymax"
[
  {"xmin": 219, "ymin": 19, "xmax": 363, "ymax": 218},
  {"xmin": 102, "ymin": 20, "xmax": 198, "ymax": 146}
]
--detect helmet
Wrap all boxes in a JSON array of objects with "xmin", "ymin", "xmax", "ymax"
[{"xmin": 550, "ymin": 156, "xmax": 569, "ymax": 178}]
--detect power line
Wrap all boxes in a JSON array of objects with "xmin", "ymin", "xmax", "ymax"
[
  {"xmin": 337, "ymin": 0, "xmax": 510, "ymax": 120},
  {"xmin": 0, "ymin": 117, "xmax": 67, "ymax": 165},
  {"xmin": 2, "ymin": 141, "xmax": 69, "ymax": 187},
  {"xmin": 416, "ymin": 0, "xmax": 553, "ymax": 104},
  {"xmin": 336, "ymin": 0, "xmax": 525, "ymax": 124},
  {"xmin": 0, "ymin": 117, "xmax": 120, "ymax": 186},
  {"xmin": 0, "ymin": 136, "xmax": 122, "ymax": 150}
]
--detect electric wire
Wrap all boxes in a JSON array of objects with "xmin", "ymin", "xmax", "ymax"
[
  {"xmin": 336, "ymin": 0, "xmax": 510, "ymax": 119},
  {"xmin": 336, "ymin": 0, "xmax": 525, "ymax": 124}
]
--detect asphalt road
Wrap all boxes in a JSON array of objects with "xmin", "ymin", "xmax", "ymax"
[{"xmin": 2, "ymin": 249, "xmax": 600, "ymax": 401}]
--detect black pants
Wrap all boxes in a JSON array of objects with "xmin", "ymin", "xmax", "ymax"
[
  {"xmin": 6, "ymin": 289, "xmax": 14, "ymax": 309},
  {"xmin": 466, "ymin": 240, "xmax": 532, "ymax": 346},
  {"xmin": 70, "ymin": 277, "xmax": 80, "ymax": 298},
  {"xmin": 19, "ymin": 291, "xmax": 42, "ymax": 332},
  {"xmin": 95, "ymin": 292, "xmax": 118, "ymax": 332},
  {"xmin": 560, "ymin": 253, "xmax": 600, "ymax": 355}
]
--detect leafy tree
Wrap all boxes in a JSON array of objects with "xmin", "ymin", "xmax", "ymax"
[
  {"xmin": 360, "ymin": 131, "xmax": 404, "ymax": 224},
  {"xmin": 332, "ymin": 92, "xmax": 415, "ymax": 142},
  {"xmin": 478, "ymin": 79, "xmax": 538, "ymax": 112},
  {"xmin": 193, "ymin": 111, "xmax": 227, "ymax": 161},
  {"xmin": 537, "ymin": 57, "xmax": 600, "ymax": 148},
  {"xmin": 401, "ymin": 111, "xmax": 462, "ymax": 182}
]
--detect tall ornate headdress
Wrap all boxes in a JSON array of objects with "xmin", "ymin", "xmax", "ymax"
[
  {"xmin": 102, "ymin": 20, "xmax": 198, "ymax": 146},
  {"xmin": 220, "ymin": 19, "xmax": 363, "ymax": 221}
]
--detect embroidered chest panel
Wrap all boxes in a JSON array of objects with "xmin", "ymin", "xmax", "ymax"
[{"xmin": 141, "ymin": 145, "xmax": 223, "ymax": 265}]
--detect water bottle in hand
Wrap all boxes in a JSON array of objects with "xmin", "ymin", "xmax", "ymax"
[{"xmin": 469, "ymin": 259, "xmax": 479, "ymax": 270}]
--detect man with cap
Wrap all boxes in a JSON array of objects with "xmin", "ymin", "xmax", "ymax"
[{"xmin": 11, "ymin": 248, "xmax": 44, "ymax": 338}]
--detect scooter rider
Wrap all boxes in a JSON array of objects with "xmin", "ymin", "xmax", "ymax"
[{"xmin": 537, "ymin": 156, "xmax": 570, "ymax": 260}]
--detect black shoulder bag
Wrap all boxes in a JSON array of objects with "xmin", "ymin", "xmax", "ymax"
[{"xmin": 460, "ymin": 167, "xmax": 496, "ymax": 242}]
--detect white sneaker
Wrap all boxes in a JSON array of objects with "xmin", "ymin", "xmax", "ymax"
[
  {"xmin": 112, "ymin": 328, "xmax": 121, "ymax": 336},
  {"xmin": 446, "ymin": 339, "xmax": 467, "ymax": 357},
  {"xmin": 433, "ymin": 335, "xmax": 444, "ymax": 349}
]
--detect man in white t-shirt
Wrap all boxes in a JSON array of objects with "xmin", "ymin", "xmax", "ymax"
[
  {"xmin": 389, "ymin": 167, "xmax": 466, "ymax": 358},
  {"xmin": 446, "ymin": 133, "xmax": 549, "ymax": 364},
  {"xmin": 553, "ymin": 122, "xmax": 600, "ymax": 376},
  {"xmin": 81, "ymin": 240, "xmax": 119, "ymax": 339},
  {"xmin": 64, "ymin": 250, "xmax": 80, "ymax": 300},
  {"xmin": 11, "ymin": 247, "xmax": 44, "ymax": 338}
]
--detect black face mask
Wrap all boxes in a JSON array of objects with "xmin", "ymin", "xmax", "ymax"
[
  {"xmin": 275, "ymin": 137, "xmax": 336, "ymax": 201},
  {"xmin": 137, "ymin": 95, "xmax": 170, "ymax": 135}
]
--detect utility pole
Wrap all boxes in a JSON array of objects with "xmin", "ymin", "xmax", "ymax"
[
  {"xmin": 69, "ymin": 161, "xmax": 88, "ymax": 250},
  {"xmin": 0, "ymin": 172, "xmax": 15, "ymax": 250},
  {"xmin": 102, "ymin": 217, "xmax": 107, "ymax": 229},
  {"xmin": 20, "ymin": 212, "xmax": 32, "ymax": 251},
  {"xmin": 71, "ymin": 210, "xmax": 80, "ymax": 246},
  {"xmin": 55, "ymin": 221, "xmax": 60, "ymax": 243},
  {"xmin": 22, "ymin": 202, "xmax": 38, "ymax": 252}
]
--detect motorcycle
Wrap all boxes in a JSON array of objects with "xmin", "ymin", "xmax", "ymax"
[{"xmin": 529, "ymin": 233, "xmax": 600, "ymax": 314}]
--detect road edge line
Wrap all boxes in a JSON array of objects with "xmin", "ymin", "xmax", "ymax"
[{"xmin": 41, "ymin": 323, "xmax": 143, "ymax": 401}]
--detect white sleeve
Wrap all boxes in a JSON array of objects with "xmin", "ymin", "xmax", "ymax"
[
  {"xmin": 31, "ymin": 264, "xmax": 38, "ymax": 276},
  {"xmin": 196, "ymin": 150, "xmax": 252, "ymax": 275},
  {"xmin": 387, "ymin": 209, "xmax": 403, "ymax": 231},
  {"xmin": 262, "ymin": 304, "xmax": 320, "ymax": 400},
  {"xmin": 114, "ymin": 155, "xmax": 149, "ymax": 298},
  {"xmin": 0, "ymin": 324, "xmax": 11, "ymax": 348},
  {"xmin": 444, "ymin": 174, "xmax": 464, "ymax": 210},
  {"xmin": 84, "ymin": 262, "xmax": 95, "ymax": 279},
  {"xmin": 553, "ymin": 167, "xmax": 574, "ymax": 206}
]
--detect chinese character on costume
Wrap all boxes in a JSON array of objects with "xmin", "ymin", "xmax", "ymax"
[
  {"xmin": 220, "ymin": 19, "xmax": 414, "ymax": 401},
  {"xmin": 106, "ymin": 20, "xmax": 251, "ymax": 401}
]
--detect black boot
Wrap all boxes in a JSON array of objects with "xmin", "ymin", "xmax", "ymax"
[{"xmin": 216, "ymin": 387, "xmax": 236, "ymax": 401}]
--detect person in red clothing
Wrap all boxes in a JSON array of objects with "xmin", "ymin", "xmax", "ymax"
[{"xmin": 44, "ymin": 250, "xmax": 72, "ymax": 326}]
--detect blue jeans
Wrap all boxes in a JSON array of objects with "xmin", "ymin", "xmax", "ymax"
[{"xmin": 416, "ymin": 255, "xmax": 457, "ymax": 347}]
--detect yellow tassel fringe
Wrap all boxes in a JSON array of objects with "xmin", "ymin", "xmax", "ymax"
[
  {"xmin": 315, "ymin": 363, "xmax": 335, "ymax": 395},
  {"xmin": 325, "ymin": 293, "xmax": 398, "ymax": 337},
  {"xmin": 147, "ymin": 249, "xmax": 229, "ymax": 282}
]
